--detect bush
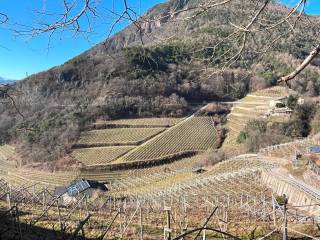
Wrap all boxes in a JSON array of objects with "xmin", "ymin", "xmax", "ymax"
[
  {"xmin": 287, "ymin": 95, "xmax": 298, "ymax": 110},
  {"xmin": 237, "ymin": 131, "xmax": 247, "ymax": 144},
  {"xmin": 275, "ymin": 195, "xmax": 288, "ymax": 206},
  {"xmin": 203, "ymin": 149, "xmax": 226, "ymax": 166},
  {"xmin": 246, "ymin": 120, "xmax": 267, "ymax": 133},
  {"xmin": 0, "ymin": 114, "xmax": 15, "ymax": 144},
  {"xmin": 238, "ymin": 104, "xmax": 318, "ymax": 152},
  {"xmin": 237, "ymin": 120, "xmax": 267, "ymax": 147},
  {"xmin": 285, "ymin": 104, "xmax": 315, "ymax": 137},
  {"xmin": 238, "ymin": 120, "xmax": 289, "ymax": 152}
]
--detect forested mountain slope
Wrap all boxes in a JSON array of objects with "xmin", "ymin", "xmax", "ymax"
[{"xmin": 1, "ymin": 0, "xmax": 320, "ymax": 167}]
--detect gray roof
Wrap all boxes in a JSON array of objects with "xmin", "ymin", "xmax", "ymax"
[
  {"xmin": 310, "ymin": 146, "xmax": 320, "ymax": 154},
  {"xmin": 66, "ymin": 179, "xmax": 108, "ymax": 197},
  {"xmin": 67, "ymin": 179, "xmax": 91, "ymax": 197}
]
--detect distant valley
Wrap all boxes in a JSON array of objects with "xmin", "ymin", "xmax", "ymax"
[{"xmin": 0, "ymin": 76, "xmax": 15, "ymax": 84}]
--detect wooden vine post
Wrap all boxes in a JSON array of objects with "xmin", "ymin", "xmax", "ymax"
[
  {"xmin": 164, "ymin": 206, "xmax": 172, "ymax": 240},
  {"xmin": 7, "ymin": 184, "xmax": 11, "ymax": 209},
  {"xmin": 272, "ymin": 195, "xmax": 276, "ymax": 227},
  {"xmin": 139, "ymin": 201, "xmax": 143, "ymax": 240},
  {"xmin": 283, "ymin": 196, "xmax": 288, "ymax": 240}
]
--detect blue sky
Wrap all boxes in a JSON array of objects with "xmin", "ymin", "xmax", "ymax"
[{"xmin": 0, "ymin": 0, "xmax": 319, "ymax": 80}]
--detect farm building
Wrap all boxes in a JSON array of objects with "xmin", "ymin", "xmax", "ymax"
[
  {"xmin": 269, "ymin": 97, "xmax": 288, "ymax": 108},
  {"xmin": 54, "ymin": 179, "xmax": 108, "ymax": 204},
  {"xmin": 269, "ymin": 96, "xmax": 304, "ymax": 109}
]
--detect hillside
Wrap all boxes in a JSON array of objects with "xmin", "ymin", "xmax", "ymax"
[
  {"xmin": 2, "ymin": 135, "xmax": 320, "ymax": 239},
  {"xmin": 223, "ymin": 86, "xmax": 296, "ymax": 149},
  {"xmin": 70, "ymin": 116, "xmax": 220, "ymax": 168},
  {"xmin": 1, "ymin": 0, "xmax": 320, "ymax": 166}
]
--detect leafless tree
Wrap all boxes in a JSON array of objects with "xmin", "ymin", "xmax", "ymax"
[
  {"xmin": 0, "ymin": 12, "xmax": 8, "ymax": 24},
  {"xmin": 0, "ymin": 84, "xmax": 24, "ymax": 118},
  {"xmin": 280, "ymin": 43, "xmax": 320, "ymax": 85}
]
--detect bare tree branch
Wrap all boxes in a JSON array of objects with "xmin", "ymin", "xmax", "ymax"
[
  {"xmin": 0, "ymin": 12, "xmax": 8, "ymax": 24},
  {"xmin": 279, "ymin": 43, "xmax": 320, "ymax": 84},
  {"xmin": 0, "ymin": 84, "xmax": 24, "ymax": 119}
]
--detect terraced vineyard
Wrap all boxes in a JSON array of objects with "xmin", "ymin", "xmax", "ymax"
[
  {"xmin": 204, "ymin": 154, "xmax": 279, "ymax": 176},
  {"xmin": 78, "ymin": 169, "xmax": 128, "ymax": 182},
  {"xmin": 127, "ymin": 153, "xmax": 208, "ymax": 177},
  {"xmin": 72, "ymin": 117, "xmax": 188, "ymax": 166},
  {"xmin": 118, "ymin": 116, "xmax": 218, "ymax": 162},
  {"xmin": 259, "ymin": 138, "xmax": 315, "ymax": 159},
  {"xmin": 0, "ymin": 144, "xmax": 126, "ymax": 188},
  {"xmin": 109, "ymin": 154, "xmax": 278, "ymax": 200},
  {"xmin": 0, "ymin": 153, "xmax": 78, "ymax": 190},
  {"xmin": 223, "ymin": 105, "xmax": 268, "ymax": 148},
  {"xmin": 223, "ymin": 86, "xmax": 294, "ymax": 149},
  {"xmin": 71, "ymin": 146, "xmax": 134, "ymax": 166},
  {"xmin": 0, "ymin": 146, "xmax": 136, "ymax": 185},
  {"xmin": 77, "ymin": 127, "xmax": 165, "ymax": 146},
  {"xmin": 9, "ymin": 169, "xmax": 77, "ymax": 187},
  {"xmin": 254, "ymin": 86, "xmax": 295, "ymax": 97},
  {"xmin": 0, "ymin": 87, "xmax": 306, "ymax": 199},
  {"xmin": 0, "ymin": 145, "xmax": 15, "ymax": 160},
  {"xmin": 95, "ymin": 117, "xmax": 184, "ymax": 128},
  {"xmin": 1, "ymin": 139, "xmax": 318, "ymax": 239},
  {"xmin": 0, "ymin": 165, "xmax": 128, "ymax": 190}
]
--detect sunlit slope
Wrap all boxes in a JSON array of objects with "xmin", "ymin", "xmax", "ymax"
[
  {"xmin": 71, "ymin": 146, "xmax": 135, "ymax": 166},
  {"xmin": 94, "ymin": 118, "xmax": 184, "ymax": 128},
  {"xmin": 0, "ymin": 145, "xmax": 15, "ymax": 160},
  {"xmin": 117, "ymin": 116, "xmax": 218, "ymax": 163},
  {"xmin": 77, "ymin": 127, "xmax": 165, "ymax": 147},
  {"xmin": 110, "ymin": 154, "xmax": 276, "ymax": 199},
  {"xmin": 0, "ymin": 144, "xmax": 127, "ymax": 188},
  {"xmin": 72, "ymin": 117, "xmax": 183, "ymax": 166},
  {"xmin": 223, "ymin": 86, "xmax": 295, "ymax": 149}
]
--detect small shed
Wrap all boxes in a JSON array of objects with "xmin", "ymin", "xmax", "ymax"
[
  {"xmin": 310, "ymin": 146, "xmax": 320, "ymax": 154},
  {"xmin": 54, "ymin": 179, "xmax": 108, "ymax": 204},
  {"xmin": 67, "ymin": 179, "xmax": 108, "ymax": 197},
  {"xmin": 269, "ymin": 97, "xmax": 288, "ymax": 108}
]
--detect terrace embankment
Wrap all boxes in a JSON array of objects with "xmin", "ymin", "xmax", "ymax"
[{"xmin": 261, "ymin": 170, "xmax": 320, "ymax": 216}]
